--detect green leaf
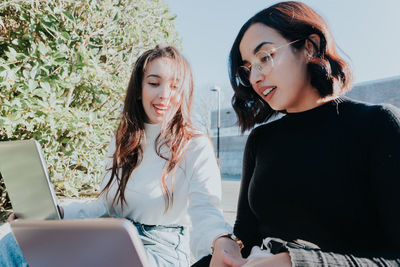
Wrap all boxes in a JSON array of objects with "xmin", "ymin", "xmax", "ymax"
[
  {"xmin": 19, "ymin": 13, "xmax": 29, "ymax": 21},
  {"xmin": 168, "ymin": 14, "xmax": 177, "ymax": 21},
  {"xmin": 61, "ymin": 31, "xmax": 70, "ymax": 40},
  {"xmin": 6, "ymin": 47, "xmax": 17, "ymax": 61},
  {"xmin": 62, "ymin": 11, "xmax": 75, "ymax": 23},
  {"xmin": 30, "ymin": 66, "xmax": 38, "ymax": 79},
  {"xmin": 40, "ymin": 81, "xmax": 51, "ymax": 92},
  {"xmin": 38, "ymin": 42, "xmax": 48, "ymax": 55},
  {"xmin": 28, "ymin": 80, "xmax": 38, "ymax": 91},
  {"xmin": 11, "ymin": 39, "xmax": 20, "ymax": 46},
  {"xmin": 22, "ymin": 70, "xmax": 29, "ymax": 79},
  {"xmin": 16, "ymin": 54, "xmax": 26, "ymax": 60},
  {"xmin": 113, "ymin": 11, "xmax": 119, "ymax": 21}
]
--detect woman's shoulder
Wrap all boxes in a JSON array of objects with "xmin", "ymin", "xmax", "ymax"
[
  {"xmin": 246, "ymin": 114, "xmax": 286, "ymax": 138},
  {"xmin": 341, "ymin": 97, "xmax": 400, "ymax": 121},
  {"xmin": 187, "ymin": 133, "xmax": 214, "ymax": 151},
  {"xmin": 182, "ymin": 134, "xmax": 217, "ymax": 166},
  {"xmin": 365, "ymin": 103, "xmax": 400, "ymax": 130}
]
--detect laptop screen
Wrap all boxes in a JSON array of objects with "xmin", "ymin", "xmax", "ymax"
[{"xmin": 0, "ymin": 140, "xmax": 60, "ymax": 220}]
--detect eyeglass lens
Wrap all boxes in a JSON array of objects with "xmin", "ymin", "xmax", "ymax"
[{"xmin": 237, "ymin": 52, "xmax": 274, "ymax": 87}]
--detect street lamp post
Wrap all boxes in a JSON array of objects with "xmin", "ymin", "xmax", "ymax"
[{"xmin": 210, "ymin": 86, "xmax": 221, "ymax": 159}]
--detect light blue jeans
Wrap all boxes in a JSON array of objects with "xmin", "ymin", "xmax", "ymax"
[
  {"xmin": 130, "ymin": 219, "xmax": 190, "ymax": 267},
  {"xmin": 0, "ymin": 232, "xmax": 28, "ymax": 267},
  {"xmin": 0, "ymin": 219, "xmax": 190, "ymax": 267}
]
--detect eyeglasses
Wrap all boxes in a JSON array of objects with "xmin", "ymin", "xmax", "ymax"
[{"xmin": 236, "ymin": 39, "xmax": 302, "ymax": 87}]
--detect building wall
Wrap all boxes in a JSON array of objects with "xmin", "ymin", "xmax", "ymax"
[
  {"xmin": 346, "ymin": 76, "xmax": 400, "ymax": 107},
  {"xmin": 211, "ymin": 135, "xmax": 247, "ymax": 175},
  {"xmin": 210, "ymin": 76, "xmax": 400, "ymax": 176}
]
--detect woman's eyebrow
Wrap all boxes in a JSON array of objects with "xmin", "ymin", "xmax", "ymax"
[
  {"xmin": 146, "ymin": 74, "xmax": 161, "ymax": 79},
  {"xmin": 242, "ymin": 42, "xmax": 274, "ymax": 64},
  {"xmin": 253, "ymin": 41, "xmax": 274, "ymax": 55}
]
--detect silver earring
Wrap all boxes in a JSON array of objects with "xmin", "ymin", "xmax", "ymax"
[{"xmin": 307, "ymin": 53, "xmax": 313, "ymax": 62}]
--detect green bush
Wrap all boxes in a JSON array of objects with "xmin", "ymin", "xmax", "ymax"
[{"xmin": 0, "ymin": 0, "xmax": 180, "ymax": 212}]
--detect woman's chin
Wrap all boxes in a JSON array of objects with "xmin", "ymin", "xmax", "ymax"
[{"xmin": 267, "ymin": 101, "xmax": 284, "ymax": 111}]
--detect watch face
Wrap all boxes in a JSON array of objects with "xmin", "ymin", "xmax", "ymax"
[
  {"xmin": 263, "ymin": 237, "xmax": 320, "ymax": 254},
  {"xmin": 267, "ymin": 239, "xmax": 289, "ymax": 254}
]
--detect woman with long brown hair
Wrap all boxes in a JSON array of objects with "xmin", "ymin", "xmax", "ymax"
[
  {"xmin": 0, "ymin": 45, "xmax": 232, "ymax": 266},
  {"xmin": 193, "ymin": 1, "xmax": 400, "ymax": 267}
]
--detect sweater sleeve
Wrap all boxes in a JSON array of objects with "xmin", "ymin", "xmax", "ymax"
[
  {"xmin": 287, "ymin": 248, "xmax": 400, "ymax": 266},
  {"xmin": 61, "ymin": 137, "xmax": 115, "ymax": 219},
  {"xmin": 234, "ymin": 130, "xmax": 262, "ymax": 257},
  {"xmin": 287, "ymin": 105, "xmax": 400, "ymax": 266},
  {"xmin": 186, "ymin": 136, "xmax": 232, "ymax": 260}
]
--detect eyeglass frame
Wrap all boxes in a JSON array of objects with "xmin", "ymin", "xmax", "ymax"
[{"xmin": 236, "ymin": 39, "xmax": 303, "ymax": 87}]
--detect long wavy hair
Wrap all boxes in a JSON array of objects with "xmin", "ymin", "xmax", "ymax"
[
  {"xmin": 229, "ymin": 1, "xmax": 353, "ymax": 132},
  {"xmin": 102, "ymin": 45, "xmax": 198, "ymax": 211}
]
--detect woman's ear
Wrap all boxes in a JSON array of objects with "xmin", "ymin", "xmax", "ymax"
[{"xmin": 304, "ymin": 34, "xmax": 321, "ymax": 59}]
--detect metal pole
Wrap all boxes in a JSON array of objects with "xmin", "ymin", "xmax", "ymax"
[
  {"xmin": 217, "ymin": 88, "xmax": 220, "ymax": 159},
  {"xmin": 210, "ymin": 86, "xmax": 221, "ymax": 160}
]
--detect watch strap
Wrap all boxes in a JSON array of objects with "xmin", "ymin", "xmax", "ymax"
[{"xmin": 211, "ymin": 233, "xmax": 244, "ymax": 254}]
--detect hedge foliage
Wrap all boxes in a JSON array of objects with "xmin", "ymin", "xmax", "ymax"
[{"xmin": 0, "ymin": 0, "xmax": 180, "ymax": 212}]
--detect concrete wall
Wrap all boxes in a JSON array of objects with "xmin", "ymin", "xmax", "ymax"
[
  {"xmin": 210, "ymin": 76, "xmax": 400, "ymax": 176},
  {"xmin": 211, "ymin": 135, "xmax": 247, "ymax": 175},
  {"xmin": 210, "ymin": 108, "xmax": 238, "ymax": 129},
  {"xmin": 346, "ymin": 76, "xmax": 400, "ymax": 107}
]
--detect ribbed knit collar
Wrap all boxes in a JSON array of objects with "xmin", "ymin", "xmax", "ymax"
[
  {"xmin": 280, "ymin": 96, "xmax": 348, "ymax": 127},
  {"xmin": 284, "ymin": 96, "xmax": 347, "ymax": 118},
  {"xmin": 144, "ymin": 123, "xmax": 161, "ymax": 141}
]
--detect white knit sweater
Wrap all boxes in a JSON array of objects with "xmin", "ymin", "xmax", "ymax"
[{"xmin": 62, "ymin": 123, "xmax": 232, "ymax": 259}]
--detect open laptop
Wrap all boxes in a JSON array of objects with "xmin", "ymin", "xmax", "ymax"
[
  {"xmin": 10, "ymin": 218, "xmax": 150, "ymax": 267},
  {"xmin": 0, "ymin": 140, "xmax": 61, "ymax": 220}
]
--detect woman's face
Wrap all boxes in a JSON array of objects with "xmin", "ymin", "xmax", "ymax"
[
  {"xmin": 141, "ymin": 57, "xmax": 180, "ymax": 124},
  {"xmin": 239, "ymin": 23, "xmax": 318, "ymax": 112}
]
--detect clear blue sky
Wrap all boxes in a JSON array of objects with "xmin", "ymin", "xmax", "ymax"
[{"xmin": 164, "ymin": 0, "xmax": 400, "ymax": 107}]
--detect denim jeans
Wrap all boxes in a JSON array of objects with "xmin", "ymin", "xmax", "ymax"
[
  {"xmin": 0, "ymin": 219, "xmax": 190, "ymax": 267},
  {"xmin": 0, "ymin": 232, "xmax": 28, "ymax": 267},
  {"xmin": 130, "ymin": 219, "xmax": 190, "ymax": 267}
]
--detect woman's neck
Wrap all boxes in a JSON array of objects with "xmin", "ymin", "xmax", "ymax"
[
  {"xmin": 286, "ymin": 85, "xmax": 339, "ymax": 114},
  {"xmin": 144, "ymin": 123, "xmax": 161, "ymax": 140}
]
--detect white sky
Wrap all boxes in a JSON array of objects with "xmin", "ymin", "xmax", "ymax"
[{"xmin": 164, "ymin": 0, "xmax": 400, "ymax": 108}]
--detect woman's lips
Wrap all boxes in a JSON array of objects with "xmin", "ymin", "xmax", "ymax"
[
  {"xmin": 264, "ymin": 87, "xmax": 276, "ymax": 101},
  {"xmin": 261, "ymin": 86, "xmax": 276, "ymax": 96},
  {"xmin": 153, "ymin": 104, "xmax": 169, "ymax": 115},
  {"xmin": 258, "ymin": 86, "xmax": 277, "ymax": 101}
]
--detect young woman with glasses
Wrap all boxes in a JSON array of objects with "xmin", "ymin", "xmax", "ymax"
[
  {"xmin": 0, "ymin": 45, "xmax": 232, "ymax": 266},
  {"xmin": 193, "ymin": 1, "xmax": 400, "ymax": 266}
]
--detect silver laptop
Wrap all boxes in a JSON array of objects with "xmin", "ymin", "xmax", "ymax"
[
  {"xmin": 0, "ymin": 140, "xmax": 61, "ymax": 220},
  {"xmin": 10, "ymin": 218, "xmax": 150, "ymax": 267}
]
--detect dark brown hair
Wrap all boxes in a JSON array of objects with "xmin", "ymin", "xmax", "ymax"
[
  {"xmin": 102, "ymin": 45, "xmax": 198, "ymax": 211},
  {"xmin": 229, "ymin": 1, "xmax": 352, "ymax": 132}
]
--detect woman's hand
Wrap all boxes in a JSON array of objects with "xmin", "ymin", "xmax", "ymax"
[
  {"xmin": 223, "ymin": 252, "xmax": 292, "ymax": 267},
  {"xmin": 6, "ymin": 206, "xmax": 64, "ymax": 222},
  {"xmin": 210, "ymin": 236, "xmax": 243, "ymax": 267},
  {"xmin": 220, "ymin": 249, "xmax": 247, "ymax": 266},
  {"xmin": 7, "ymin": 213, "xmax": 18, "ymax": 222},
  {"xmin": 57, "ymin": 205, "xmax": 64, "ymax": 219}
]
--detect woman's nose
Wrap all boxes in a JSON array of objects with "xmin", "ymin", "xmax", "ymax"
[
  {"xmin": 158, "ymin": 84, "xmax": 171, "ymax": 99},
  {"xmin": 249, "ymin": 67, "xmax": 264, "ymax": 86}
]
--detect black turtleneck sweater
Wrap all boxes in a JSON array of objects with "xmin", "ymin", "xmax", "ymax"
[{"xmin": 235, "ymin": 97, "xmax": 400, "ymax": 266}]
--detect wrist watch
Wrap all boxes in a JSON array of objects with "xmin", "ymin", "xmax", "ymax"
[
  {"xmin": 211, "ymin": 233, "xmax": 244, "ymax": 254},
  {"xmin": 265, "ymin": 238, "xmax": 320, "ymax": 254}
]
